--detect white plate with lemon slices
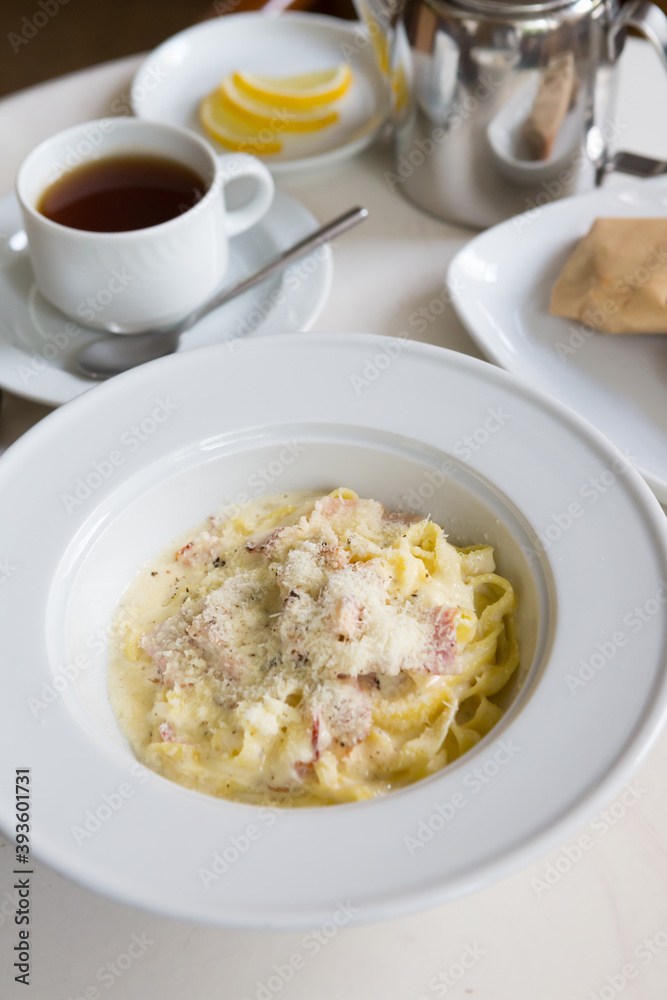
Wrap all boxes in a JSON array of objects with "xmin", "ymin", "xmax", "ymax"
[{"xmin": 131, "ymin": 12, "xmax": 390, "ymax": 173}]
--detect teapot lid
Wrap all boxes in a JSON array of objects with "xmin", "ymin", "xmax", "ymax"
[{"xmin": 447, "ymin": 0, "xmax": 597, "ymax": 13}]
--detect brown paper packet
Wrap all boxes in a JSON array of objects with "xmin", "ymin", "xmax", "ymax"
[{"xmin": 549, "ymin": 218, "xmax": 667, "ymax": 333}]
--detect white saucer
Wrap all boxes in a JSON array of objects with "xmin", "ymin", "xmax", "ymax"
[
  {"xmin": 1, "ymin": 334, "xmax": 666, "ymax": 927},
  {"xmin": 131, "ymin": 12, "xmax": 389, "ymax": 174},
  {"xmin": 447, "ymin": 175, "xmax": 667, "ymax": 504},
  {"xmin": 0, "ymin": 188, "xmax": 333, "ymax": 407}
]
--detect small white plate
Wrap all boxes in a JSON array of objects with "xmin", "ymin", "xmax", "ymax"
[
  {"xmin": 447, "ymin": 175, "xmax": 667, "ymax": 503},
  {"xmin": 0, "ymin": 189, "xmax": 332, "ymax": 407},
  {"xmin": 1, "ymin": 334, "xmax": 666, "ymax": 928},
  {"xmin": 130, "ymin": 12, "xmax": 388, "ymax": 174}
]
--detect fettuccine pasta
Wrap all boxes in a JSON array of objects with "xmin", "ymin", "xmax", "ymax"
[{"xmin": 109, "ymin": 489, "xmax": 519, "ymax": 806}]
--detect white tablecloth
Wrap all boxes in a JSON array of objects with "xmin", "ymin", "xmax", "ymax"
[{"xmin": 2, "ymin": 36, "xmax": 667, "ymax": 1000}]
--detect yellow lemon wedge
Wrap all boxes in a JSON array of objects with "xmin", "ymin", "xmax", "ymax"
[
  {"xmin": 218, "ymin": 76, "xmax": 339, "ymax": 132},
  {"xmin": 233, "ymin": 64, "xmax": 352, "ymax": 110},
  {"xmin": 199, "ymin": 91, "xmax": 282, "ymax": 154}
]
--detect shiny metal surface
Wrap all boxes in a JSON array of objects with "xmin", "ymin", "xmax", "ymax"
[{"xmin": 357, "ymin": 0, "xmax": 667, "ymax": 226}]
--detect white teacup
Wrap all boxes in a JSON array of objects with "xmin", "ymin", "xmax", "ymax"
[{"xmin": 16, "ymin": 117, "xmax": 275, "ymax": 333}]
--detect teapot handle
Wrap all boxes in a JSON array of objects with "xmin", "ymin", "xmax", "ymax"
[
  {"xmin": 602, "ymin": 1, "xmax": 667, "ymax": 180},
  {"xmin": 612, "ymin": 0, "xmax": 667, "ymax": 68}
]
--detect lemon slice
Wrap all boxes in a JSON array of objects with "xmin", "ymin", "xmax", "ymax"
[
  {"xmin": 218, "ymin": 76, "xmax": 339, "ymax": 132},
  {"xmin": 233, "ymin": 64, "xmax": 352, "ymax": 110},
  {"xmin": 199, "ymin": 91, "xmax": 282, "ymax": 154}
]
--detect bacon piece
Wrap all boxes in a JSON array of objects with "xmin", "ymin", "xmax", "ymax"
[
  {"xmin": 246, "ymin": 521, "xmax": 309, "ymax": 557},
  {"xmin": 310, "ymin": 680, "xmax": 371, "ymax": 757},
  {"xmin": 245, "ymin": 527, "xmax": 282, "ymax": 553},
  {"xmin": 141, "ymin": 605, "xmax": 241, "ymax": 687},
  {"xmin": 332, "ymin": 595, "xmax": 361, "ymax": 639},
  {"xmin": 142, "ymin": 574, "xmax": 265, "ymax": 686},
  {"xmin": 311, "ymin": 705, "xmax": 331, "ymax": 759},
  {"xmin": 314, "ymin": 497, "xmax": 358, "ymax": 517},
  {"xmin": 186, "ymin": 611, "xmax": 242, "ymax": 680},
  {"xmin": 175, "ymin": 531, "xmax": 220, "ymax": 567},
  {"xmin": 141, "ymin": 609, "xmax": 199, "ymax": 688},
  {"xmin": 207, "ymin": 512, "xmax": 229, "ymax": 530},
  {"xmin": 158, "ymin": 721, "xmax": 192, "ymax": 744},
  {"xmin": 187, "ymin": 574, "xmax": 267, "ymax": 683},
  {"xmin": 424, "ymin": 606, "xmax": 460, "ymax": 675},
  {"xmin": 321, "ymin": 543, "xmax": 349, "ymax": 570}
]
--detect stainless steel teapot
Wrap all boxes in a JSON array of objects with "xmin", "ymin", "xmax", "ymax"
[{"xmin": 355, "ymin": 0, "xmax": 667, "ymax": 227}]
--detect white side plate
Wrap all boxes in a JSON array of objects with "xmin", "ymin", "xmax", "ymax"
[
  {"xmin": 131, "ymin": 12, "xmax": 389, "ymax": 174},
  {"xmin": 448, "ymin": 176, "xmax": 667, "ymax": 502}
]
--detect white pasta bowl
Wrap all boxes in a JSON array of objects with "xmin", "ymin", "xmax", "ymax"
[{"xmin": 1, "ymin": 333, "xmax": 666, "ymax": 928}]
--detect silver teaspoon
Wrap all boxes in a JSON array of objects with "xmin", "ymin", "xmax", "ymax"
[{"xmin": 75, "ymin": 206, "xmax": 368, "ymax": 380}]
